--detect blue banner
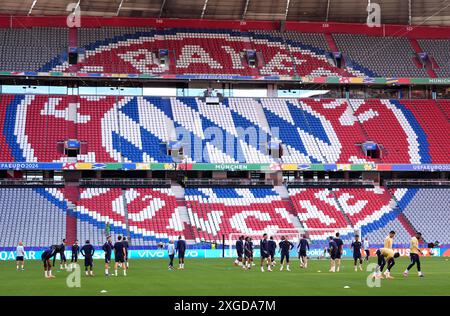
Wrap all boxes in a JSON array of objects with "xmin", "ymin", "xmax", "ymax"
[
  {"xmin": 0, "ymin": 162, "xmax": 63, "ymax": 170},
  {"xmin": 0, "ymin": 162, "xmax": 449, "ymax": 171},
  {"xmin": 393, "ymin": 164, "xmax": 450, "ymax": 172}
]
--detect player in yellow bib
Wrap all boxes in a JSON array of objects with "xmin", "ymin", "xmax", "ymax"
[
  {"xmin": 384, "ymin": 231, "xmax": 395, "ymax": 249},
  {"xmin": 374, "ymin": 247, "xmax": 400, "ymax": 279},
  {"xmin": 403, "ymin": 232, "xmax": 424, "ymax": 278}
]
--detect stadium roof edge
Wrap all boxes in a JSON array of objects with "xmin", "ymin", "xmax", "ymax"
[
  {"xmin": 1, "ymin": 0, "xmax": 449, "ymax": 27},
  {"xmin": 0, "ymin": 16, "xmax": 450, "ymax": 39}
]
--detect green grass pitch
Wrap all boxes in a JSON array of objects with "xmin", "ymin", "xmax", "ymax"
[{"xmin": 1, "ymin": 257, "xmax": 449, "ymax": 296}]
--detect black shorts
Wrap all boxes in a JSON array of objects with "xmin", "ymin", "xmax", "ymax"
[
  {"xmin": 330, "ymin": 252, "xmax": 337, "ymax": 260},
  {"xmin": 115, "ymin": 256, "xmax": 125, "ymax": 263},
  {"xmin": 178, "ymin": 252, "xmax": 185, "ymax": 259},
  {"xmin": 84, "ymin": 257, "xmax": 93, "ymax": 267},
  {"xmin": 299, "ymin": 250, "xmax": 307, "ymax": 257},
  {"xmin": 354, "ymin": 252, "xmax": 362, "ymax": 259},
  {"xmin": 281, "ymin": 253, "xmax": 290, "ymax": 263},
  {"xmin": 269, "ymin": 251, "xmax": 275, "ymax": 258},
  {"xmin": 237, "ymin": 251, "xmax": 243, "ymax": 259},
  {"xmin": 244, "ymin": 252, "xmax": 253, "ymax": 259},
  {"xmin": 16, "ymin": 256, "xmax": 24, "ymax": 261},
  {"xmin": 335, "ymin": 252, "xmax": 342, "ymax": 259},
  {"xmin": 261, "ymin": 252, "xmax": 270, "ymax": 259},
  {"xmin": 105, "ymin": 255, "xmax": 111, "ymax": 264}
]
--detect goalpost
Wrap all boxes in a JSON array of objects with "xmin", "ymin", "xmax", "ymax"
[{"xmin": 226, "ymin": 227, "xmax": 359, "ymax": 258}]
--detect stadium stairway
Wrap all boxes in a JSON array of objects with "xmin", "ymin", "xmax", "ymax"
[
  {"xmin": 345, "ymin": 97, "xmax": 371, "ymax": 142},
  {"xmin": 286, "ymin": 203, "xmax": 304, "ymax": 230},
  {"xmin": 409, "ymin": 38, "xmax": 437, "ymax": 78},
  {"xmin": 67, "ymin": 96, "xmax": 78, "ymax": 139},
  {"xmin": 274, "ymin": 185, "xmax": 289, "ymax": 198},
  {"xmin": 275, "ymin": 186, "xmax": 303, "ymax": 229},
  {"xmin": 324, "ymin": 33, "xmax": 346, "ymax": 68},
  {"xmin": 283, "ymin": 36, "xmax": 300, "ymax": 78},
  {"xmin": 238, "ymin": 31, "xmax": 260, "ymax": 76},
  {"xmin": 163, "ymin": 33, "xmax": 177, "ymax": 75},
  {"xmin": 345, "ymin": 98, "xmax": 379, "ymax": 161},
  {"xmin": 325, "ymin": 34, "xmax": 338, "ymax": 54},
  {"xmin": 324, "ymin": 33, "xmax": 343, "ymax": 68},
  {"xmin": 397, "ymin": 213, "xmax": 418, "ymax": 238},
  {"xmin": 121, "ymin": 188, "xmax": 131, "ymax": 240},
  {"xmin": 64, "ymin": 184, "xmax": 79, "ymax": 244},
  {"xmin": 67, "ymin": 28, "xmax": 79, "ymax": 73},
  {"xmin": 159, "ymin": 32, "xmax": 173, "ymax": 74},
  {"xmin": 384, "ymin": 187, "xmax": 418, "ymax": 237},
  {"xmin": 172, "ymin": 182, "xmax": 186, "ymax": 201},
  {"xmin": 254, "ymin": 99, "xmax": 272, "ymax": 133},
  {"xmin": 172, "ymin": 183, "xmax": 196, "ymax": 241},
  {"xmin": 330, "ymin": 189, "xmax": 354, "ymax": 228},
  {"xmin": 436, "ymin": 100, "xmax": 450, "ymax": 121}
]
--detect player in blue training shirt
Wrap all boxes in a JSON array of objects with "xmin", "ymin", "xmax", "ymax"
[
  {"xmin": 333, "ymin": 232, "xmax": 344, "ymax": 272},
  {"xmin": 279, "ymin": 236, "xmax": 294, "ymax": 271},
  {"xmin": 328, "ymin": 236, "xmax": 338, "ymax": 272},
  {"xmin": 297, "ymin": 234, "xmax": 310, "ymax": 268},
  {"xmin": 268, "ymin": 236, "xmax": 277, "ymax": 266},
  {"xmin": 80, "ymin": 240, "xmax": 95, "ymax": 276},
  {"xmin": 260, "ymin": 233, "xmax": 272, "ymax": 272},
  {"xmin": 102, "ymin": 235, "xmax": 113, "ymax": 276},
  {"xmin": 176, "ymin": 236, "xmax": 186, "ymax": 270},
  {"xmin": 243, "ymin": 237, "xmax": 254, "ymax": 270},
  {"xmin": 41, "ymin": 245, "xmax": 61, "ymax": 279},
  {"xmin": 70, "ymin": 240, "xmax": 80, "ymax": 269},
  {"xmin": 59, "ymin": 239, "xmax": 67, "ymax": 270},
  {"xmin": 234, "ymin": 235, "xmax": 244, "ymax": 267},
  {"xmin": 114, "ymin": 235, "xmax": 127, "ymax": 276},
  {"xmin": 351, "ymin": 235, "xmax": 363, "ymax": 271}
]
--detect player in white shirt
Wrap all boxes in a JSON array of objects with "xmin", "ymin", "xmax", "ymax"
[
  {"xmin": 16, "ymin": 242, "xmax": 25, "ymax": 271},
  {"xmin": 168, "ymin": 240, "xmax": 175, "ymax": 270},
  {"xmin": 363, "ymin": 237, "xmax": 370, "ymax": 262}
]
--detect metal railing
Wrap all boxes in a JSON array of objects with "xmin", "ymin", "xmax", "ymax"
[
  {"xmin": 184, "ymin": 178, "xmax": 274, "ymax": 188},
  {"xmin": 79, "ymin": 178, "xmax": 171, "ymax": 187},
  {"xmin": 385, "ymin": 179, "xmax": 450, "ymax": 187},
  {"xmin": 0, "ymin": 179, "xmax": 65, "ymax": 187},
  {"xmin": 286, "ymin": 178, "xmax": 375, "ymax": 188}
]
